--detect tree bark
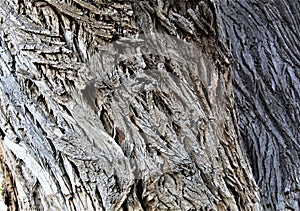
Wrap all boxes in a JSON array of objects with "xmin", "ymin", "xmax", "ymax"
[
  {"xmin": 0, "ymin": 0, "xmax": 298, "ymax": 210},
  {"xmin": 220, "ymin": 0, "xmax": 300, "ymax": 210}
]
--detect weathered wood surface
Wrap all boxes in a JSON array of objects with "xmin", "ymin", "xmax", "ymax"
[{"xmin": 0, "ymin": 0, "xmax": 298, "ymax": 210}]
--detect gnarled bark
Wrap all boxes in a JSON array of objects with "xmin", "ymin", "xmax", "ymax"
[{"xmin": 0, "ymin": 0, "xmax": 298, "ymax": 210}]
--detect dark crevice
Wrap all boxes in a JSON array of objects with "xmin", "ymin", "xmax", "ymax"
[
  {"xmin": 136, "ymin": 179, "xmax": 146, "ymax": 210},
  {"xmin": 95, "ymin": 186, "xmax": 105, "ymax": 210},
  {"xmin": 99, "ymin": 108, "xmax": 114, "ymax": 136},
  {"xmin": 0, "ymin": 127, "xmax": 5, "ymax": 138},
  {"xmin": 225, "ymin": 181, "xmax": 240, "ymax": 207}
]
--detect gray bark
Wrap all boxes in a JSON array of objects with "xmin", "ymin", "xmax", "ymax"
[
  {"xmin": 220, "ymin": 0, "xmax": 300, "ymax": 210},
  {"xmin": 0, "ymin": 0, "xmax": 298, "ymax": 210}
]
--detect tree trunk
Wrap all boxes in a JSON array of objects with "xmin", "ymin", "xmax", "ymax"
[{"xmin": 0, "ymin": 0, "xmax": 298, "ymax": 210}]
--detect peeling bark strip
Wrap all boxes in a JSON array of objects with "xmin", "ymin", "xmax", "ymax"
[{"xmin": 0, "ymin": 0, "xmax": 297, "ymax": 210}]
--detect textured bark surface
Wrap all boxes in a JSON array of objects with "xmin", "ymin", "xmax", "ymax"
[
  {"xmin": 0, "ymin": 0, "xmax": 298, "ymax": 210},
  {"xmin": 220, "ymin": 0, "xmax": 300, "ymax": 210}
]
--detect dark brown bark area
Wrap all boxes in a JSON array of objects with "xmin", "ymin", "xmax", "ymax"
[{"xmin": 220, "ymin": 0, "xmax": 300, "ymax": 210}]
